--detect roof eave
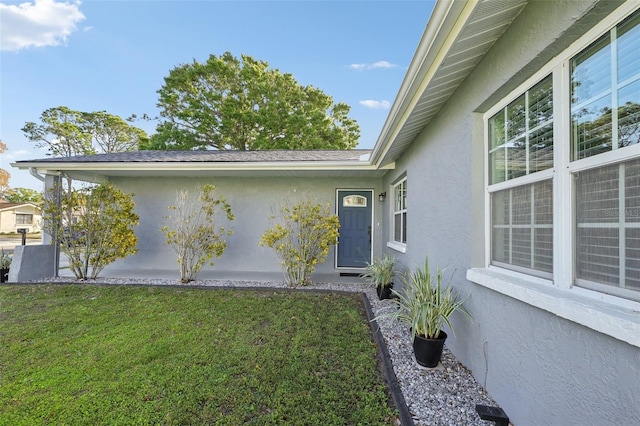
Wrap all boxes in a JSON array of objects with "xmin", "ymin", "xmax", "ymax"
[
  {"xmin": 12, "ymin": 160, "xmax": 386, "ymax": 172},
  {"xmin": 370, "ymin": 0, "xmax": 474, "ymax": 167}
]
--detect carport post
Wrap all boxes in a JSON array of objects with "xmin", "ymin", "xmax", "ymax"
[{"xmin": 43, "ymin": 174, "xmax": 62, "ymax": 277}]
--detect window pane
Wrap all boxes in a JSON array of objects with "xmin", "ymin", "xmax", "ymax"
[
  {"xmin": 489, "ymin": 111, "xmax": 505, "ymax": 150},
  {"xmin": 571, "ymin": 34, "xmax": 611, "ymax": 104},
  {"xmin": 529, "ymin": 77, "xmax": 553, "ymax": 128},
  {"xmin": 571, "ymin": 11, "xmax": 640, "ymax": 161},
  {"xmin": 512, "ymin": 228, "xmax": 532, "ymax": 268},
  {"xmin": 618, "ymin": 79, "xmax": 640, "ymax": 149},
  {"xmin": 530, "ymin": 124, "xmax": 554, "ymax": 173},
  {"xmin": 402, "ymin": 181, "xmax": 407, "ymax": 210},
  {"xmin": 395, "ymin": 181, "xmax": 406, "ymax": 211},
  {"xmin": 617, "ymin": 10, "xmax": 640, "ymax": 84},
  {"xmin": 571, "ymin": 94, "xmax": 612, "ymax": 160},
  {"xmin": 394, "ymin": 214, "xmax": 402, "ymax": 243},
  {"xmin": 491, "ymin": 180, "xmax": 553, "ymax": 275},
  {"xmin": 575, "ymin": 159, "xmax": 640, "ymax": 294},
  {"xmin": 402, "ymin": 212, "xmax": 407, "ymax": 244},
  {"xmin": 507, "ymin": 94, "xmax": 526, "ymax": 140},
  {"xmin": 507, "ymin": 138, "xmax": 527, "ymax": 180},
  {"xmin": 489, "ymin": 75, "xmax": 553, "ymax": 184},
  {"xmin": 626, "ymin": 229, "xmax": 640, "ymax": 291},
  {"xmin": 511, "ymin": 185, "xmax": 531, "ymax": 225},
  {"xmin": 489, "ymin": 149, "xmax": 506, "ymax": 184},
  {"xmin": 576, "ymin": 227, "xmax": 620, "ymax": 285},
  {"xmin": 576, "ymin": 165, "xmax": 619, "ymax": 224},
  {"xmin": 534, "ymin": 227, "xmax": 553, "ymax": 272}
]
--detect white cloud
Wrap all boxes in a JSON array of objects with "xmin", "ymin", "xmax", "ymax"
[
  {"xmin": 0, "ymin": 0, "xmax": 86, "ymax": 52},
  {"xmin": 349, "ymin": 61, "xmax": 398, "ymax": 71},
  {"xmin": 4, "ymin": 149, "xmax": 31, "ymax": 161},
  {"xmin": 359, "ymin": 100, "xmax": 391, "ymax": 110}
]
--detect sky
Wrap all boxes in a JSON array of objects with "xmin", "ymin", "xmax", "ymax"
[{"xmin": 0, "ymin": 0, "xmax": 435, "ymax": 190}]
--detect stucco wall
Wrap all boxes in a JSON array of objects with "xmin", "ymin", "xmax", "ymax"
[
  {"xmin": 108, "ymin": 175, "xmax": 384, "ymax": 279},
  {"xmin": 383, "ymin": 0, "xmax": 640, "ymax": 425}
]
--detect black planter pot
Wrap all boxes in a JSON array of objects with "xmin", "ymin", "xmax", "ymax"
[
  {"xmin": 412, "ymin": 330, "xmax": 447, "ymax": 368},
  {"xmin": 0, "ymin": 268, "xmax": 8, "ymax": 283},
  {"xmin": 376, "ymin": 283, "xmax": 394, "ymax": 300}
]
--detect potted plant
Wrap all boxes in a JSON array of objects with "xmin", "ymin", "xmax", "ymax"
[
  {"xmin": 379, "ymin": 256, "xmax": 470, "ymax": 368},
  {"xmin": 361, "ymin": 253, "xmax": 396, "ymax": 299},
  {"xmin": 0, "ymin": 249, "xmax": 12, "ymax": 283}
]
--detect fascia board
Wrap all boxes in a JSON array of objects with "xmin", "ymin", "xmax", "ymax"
[
  {"xmin": 370, "ymin": 0, "xmax": 478, "ymax": 167},
  {"xmin": 12, "ymin": 161, "xmax": 382, "ymax": 173}
]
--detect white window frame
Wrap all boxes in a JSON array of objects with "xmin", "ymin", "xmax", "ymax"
[
  {"xmin": 469, "ymin": 2, "xmax": 640, "ymax": 348},
  {"xmin": 487, "ymin": 74, "xmax": 555, "ymax": 279},
  {"xmin": 387, "ymin": 177, "xmax": 407, "ymax": 253}
]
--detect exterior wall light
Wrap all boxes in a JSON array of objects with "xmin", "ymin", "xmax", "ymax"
[{"xmin": 378, "ymin": 192, "xmax": 387, "ymax": 202}]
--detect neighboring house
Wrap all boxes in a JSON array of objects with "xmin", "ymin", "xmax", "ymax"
[
  {"xmin": 12, "ymin": 1, "xmax": 640, "ymax": 424},
  {"xmin": 0, "ymin": 202, "xmax": 42, "ymax": 233}
]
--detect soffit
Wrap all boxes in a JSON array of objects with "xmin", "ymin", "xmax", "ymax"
[{"xmin": 375, "ymin": 0, "xmax": 530, "ymax": 167}]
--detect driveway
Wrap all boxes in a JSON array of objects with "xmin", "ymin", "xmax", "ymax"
[{"xmin": 0, "ymin": 236, "xmax": 42, "ymax": 253}]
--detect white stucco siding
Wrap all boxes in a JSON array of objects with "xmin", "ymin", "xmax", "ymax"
[
  {"xmin": 0, "ymin": 205, "xmax": 42, "ymax": 233},
  {"xmin": 106, "ymin": 175, "xmax": 384, "ymax": 278},
  {"xmin": 384, "ymin": 0, "xmax": 640, "ymax": 425}
]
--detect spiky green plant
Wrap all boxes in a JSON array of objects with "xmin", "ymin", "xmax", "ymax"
[
  {"xmin": 377, "ymin": 256, "xmax": 471, "ymax": 339},
  {"xmin": 361, "ymin": 253, "xmax": 396, "ymax": 288}
]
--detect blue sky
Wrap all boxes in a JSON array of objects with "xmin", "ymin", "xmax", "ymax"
[{"xmin": 0, "ymin": 0, "xmax": 434, "ymax": 190}]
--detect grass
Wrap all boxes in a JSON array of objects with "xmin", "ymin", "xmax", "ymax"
[{"xmin": 0, "ymin": 284, "xmax": 397, "ymax": 425}]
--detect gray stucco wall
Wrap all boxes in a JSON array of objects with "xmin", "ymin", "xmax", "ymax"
[
  {"xmin": 107, "ymin": 175, "xmax": 384, "ymax": 279},
  {"xmin": 383, "ymin": 1, "xmax": 639, "ymax": 425}
]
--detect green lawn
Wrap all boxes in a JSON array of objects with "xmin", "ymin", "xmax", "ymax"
[{"xmin": 0, "ymin": 285, "xmax": 396, "ymax": 425}]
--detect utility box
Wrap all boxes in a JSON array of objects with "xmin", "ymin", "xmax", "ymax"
[{"xmin": 7, "ymin": 245, "xmax": 56, "ymax": 282}]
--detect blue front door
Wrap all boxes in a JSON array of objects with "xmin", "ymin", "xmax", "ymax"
[{"xmin": 337, "ymin": 190, "xmax": 372, "ymax": 268}]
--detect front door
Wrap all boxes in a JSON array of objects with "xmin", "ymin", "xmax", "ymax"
[{"xmin": 336, "ymin": 190, "xmax": 372, "ymax": 268}]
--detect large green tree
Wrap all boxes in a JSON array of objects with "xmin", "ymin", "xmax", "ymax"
[
  {"xmin": 22, "ymin": 106, "xmax": 148, "ymax": 157},
  {"xmin": 147, "ymin": 52, "xmax": 360, "ymax": 151}
]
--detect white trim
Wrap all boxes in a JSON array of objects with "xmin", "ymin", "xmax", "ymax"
[
  {"xmin": 387, "ymin": 241, "xmax": 407, "ymax": 254},
  {"xmin": 371, "ymin": 0, "xmax": 473, "ymax": 167},
  {"xmin": 483, "ymin": 5, "xmax": 640, "ymax": 303},
  {"xmin": 486, "ymin": 168, "xmax": 554, "ymax": 193},
  {"xmin": 568, "ymin": 144, "xmax": 640, "ymax": 173},
  {"xmin": 392, "ymin": 177, "xmax": 408, "ymax": 245},
  {"xmin": 14, "ymin": 160, "xmax": 382, "ymax": 173},
  {"xmin": 555, "ymin": 62, "xmax": 573, "ymax": 290},
  {"xmin": 467, "ymin": 267, "xmax": 640, "ymax": 348}
]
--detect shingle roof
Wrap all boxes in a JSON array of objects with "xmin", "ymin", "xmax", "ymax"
[
  {"xmin": 0, "ymin": 202, "xmax": 38, "ymax": 210},
  {"xmin": 16, "ymin": 150, "xmax": 372, "ymax": 164}
]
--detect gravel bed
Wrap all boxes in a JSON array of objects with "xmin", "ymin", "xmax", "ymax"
[{"xmin": 34, "ymin": 276, "xmax": 499, "ymax": 426}]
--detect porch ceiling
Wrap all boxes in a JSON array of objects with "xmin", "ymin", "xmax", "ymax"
[{"xmin": 372, "ymin": 0, "xmax": 529, "ymax": 167}]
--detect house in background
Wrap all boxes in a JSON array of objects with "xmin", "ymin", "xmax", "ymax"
[
  {"xmin": 13, "ymin": 0, "xmax": 640, "ymax": 424},
  {"xmin": 0, "ymin": 202, "xmax": 41, "ymax": 233}
]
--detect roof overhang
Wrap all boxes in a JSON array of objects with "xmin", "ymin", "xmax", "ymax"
[
  {"xmin": 13, "ymin": 160, "xmax": 395, "ymax": 182},
  {"xmin": 370, "ymin": 0, "xmax": 530, "ymax": 167}
]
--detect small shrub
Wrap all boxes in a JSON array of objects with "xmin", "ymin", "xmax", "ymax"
[
  {"xmin": 161, "ymin": 184, "xmax": 234, "ymax": 283},
  {"xmin": 0, "ymin": 248, "xmax": 11, "ymax": 269},
  {"xmin": 43, "ymin": 182, "xmax": 139, "ymax": 279},
  {"xmin": 260, "ymin": 198, "xmax": 340, "ymax": 286}
]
